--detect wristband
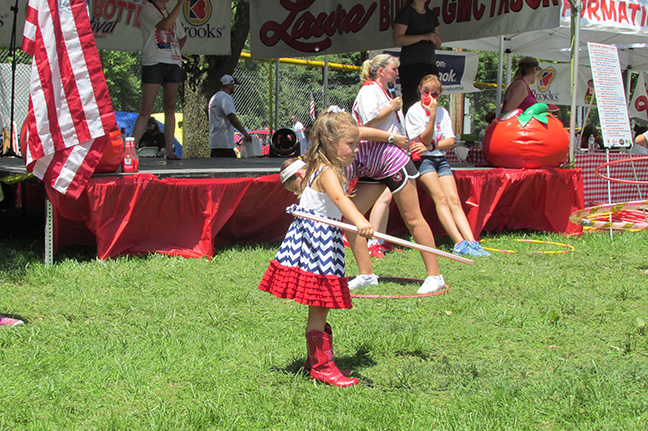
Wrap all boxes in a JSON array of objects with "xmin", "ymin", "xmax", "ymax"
[{"xmin": 431, "ymin": 140, "xmax": 437, "ymax": 151}]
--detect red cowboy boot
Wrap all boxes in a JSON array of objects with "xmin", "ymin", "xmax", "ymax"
[
  {"xmin": 305, "ymin": 322, "xmax": 332, "ymax": 372},
  {"xmin": 306, "ymin": 329, "xmax": 359, "ymax": 387}
]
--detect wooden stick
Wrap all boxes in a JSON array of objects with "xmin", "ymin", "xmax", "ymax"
[{"xmin": 291, "ymin": 210, "xmax": 474, "ymax": 265}]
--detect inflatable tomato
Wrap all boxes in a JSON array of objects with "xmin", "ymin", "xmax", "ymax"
[
  {"xmin": 95, "ymin": 128, "xmax": 124, "ymax": 173},
  {"xmin": 482, "ymin": 103, "xmax": 569, "ymax": 169}
]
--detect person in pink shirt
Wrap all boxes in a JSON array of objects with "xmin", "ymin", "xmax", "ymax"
[{"xmin": 502, "ymin": 57, "xmax": 540, "ymax": 113}]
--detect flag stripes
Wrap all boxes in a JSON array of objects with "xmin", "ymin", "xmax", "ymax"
[{"xmin": 22, "ymin": 0, "xmax": 118, "ymax": 198}]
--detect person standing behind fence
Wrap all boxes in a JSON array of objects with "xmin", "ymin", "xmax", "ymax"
[
  {"xmin": 131, "ymin": 0, "xmax": 186, "ymax": 160},
  {"xmin": 393, "ymin": 0, "xmax": 442, "ymax": 114},
  {"xmin": 291, "ymin": 114, "xmax": 305, "ymax": 140},
  {"xmin": 208, "ymin": 75, "xmax": 252, "ymax": 158}
]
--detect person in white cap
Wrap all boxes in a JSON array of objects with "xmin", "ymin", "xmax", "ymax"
[{"xmin": 208, "ymin": 75, "xmax": 252, "ymax": 157}]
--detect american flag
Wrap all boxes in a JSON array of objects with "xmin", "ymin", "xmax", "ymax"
[
  {"xmin": 22, "ymin": 0, "xmax": 119, "ymax": 198},
  {"xmin": 309, "ymin": 91, "xmax": 316, "ymax": 122}
]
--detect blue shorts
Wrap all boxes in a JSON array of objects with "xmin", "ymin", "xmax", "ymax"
[
  {"xmin": 142, "ymin": 63, "xmax": 183, "ymax": 84},
  {"xmin": 415, "ymin": 155, "xmax": 453, "ymax": 178}
]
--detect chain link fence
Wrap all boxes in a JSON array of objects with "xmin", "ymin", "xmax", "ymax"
[
  {"xmin": 2, "ymin": 48, "xmax": 497, "ymax": 150},
  {"xmin": 232, "ymin": 57, "xmax": 362, "ymax": 135},
  {"xmin": 0, "ymin": 49, "xmax": 31, "ymax": 132}
]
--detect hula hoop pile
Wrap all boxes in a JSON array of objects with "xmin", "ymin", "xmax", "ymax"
[
  {"xmin": 570, "ymin": 200, "xmax": 648, "ymax": 232},
  {"xmin": 568, "ymin": 157, "xmax": 648, "ymax": 232}
]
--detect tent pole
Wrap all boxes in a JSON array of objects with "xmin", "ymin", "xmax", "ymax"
[
  {"xmin": 8, "ymin": 0, "xmax": 20, "ymax": 157},
  {"xmin": 625, "ymin": 48, "xmax": 633, "ymax": 103},
  {"xmin": 625, "ymin": 68, "xmax": 632, "ymax": 102},
  {"xmin": 505, "ymin": 49, "xmax": 512, "ymax": 87},
  {"xmin": 496, "ymin": 36, "xmax": 505, "ymax": 117},
  {"xmin": 274, "ymin": 58, "xmax": 280, "ymax": 130},
  {"xmin": 568, "ymin": 0, "xmax": 582, "ymax": 164},
  {"xmin": 268, "ymin": 61, "xmax": 274, "ymax": 132}
]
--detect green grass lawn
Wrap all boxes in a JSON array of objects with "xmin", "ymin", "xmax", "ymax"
[{"xmin": 1, "ymin": 227, "xmax": 647, "ymax": 430}]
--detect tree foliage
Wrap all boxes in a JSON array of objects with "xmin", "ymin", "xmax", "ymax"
[{"xmin": 98, "ymin": 50, "xmax": 143, "ymax": 113}]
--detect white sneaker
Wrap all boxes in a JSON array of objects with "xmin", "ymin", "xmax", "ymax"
[
  {"xmin": 348, "ymin": 274, "xmax": 379, "ymax": 290},
  {"xmin": 418, "ymin": 275, "xmax": 445, "ymax": 294}
]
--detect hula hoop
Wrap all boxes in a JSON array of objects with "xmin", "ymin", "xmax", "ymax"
[
  {"xmin": 349, "ymin": 276, "xmax": 450, "ymax": 299},
  {"xmin": 594, "ymin": 156, "xmax": 648, "ymax": 185},
  {"xmin": 481, "ymin": 238, "xmax": 575, "ymax": 254},
  {"xmin": 569, "ymin": 200, "xmax": 648, "ymax": 231}
]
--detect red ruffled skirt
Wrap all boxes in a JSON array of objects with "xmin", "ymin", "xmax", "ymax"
[{"xmin": 258, "ymin": 260, "xmax": 352, "ymax": 309}]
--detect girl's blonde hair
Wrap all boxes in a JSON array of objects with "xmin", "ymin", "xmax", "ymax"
[
  {"xmin": 301, "ymin": 109, "xmax": 358, "ymax": 194},
  {"xmin": 512, "ymin": 56, "xmax": 539, "ymax": 81},
  {"xmin": 418, "ymin": 74, "xmax": 443, "ymax": 95},
  {"xmin": 361, "ymin": 54, "xmax": 400, "ymax": 82}
]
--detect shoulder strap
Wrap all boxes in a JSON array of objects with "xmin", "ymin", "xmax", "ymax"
[{"xmin": 307, "ymin": 166, "xmax": 331, "ymax": 187}]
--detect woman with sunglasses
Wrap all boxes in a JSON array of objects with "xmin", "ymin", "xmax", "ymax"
[
  {"xmin": 405, "ymin": 74, "xmax": 490, "ymax": 257},
  {"xmin": 502, "ymin": 57, "xmax": 540, "ymax": 114}
]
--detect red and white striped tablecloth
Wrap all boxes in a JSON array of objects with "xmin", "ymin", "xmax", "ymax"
[
  {"xmin": 441, "ymin": 149, "xmax": 648, "ymax": 205},
  {"xmin": 575, "ymin": 152, "xmax": 648, "ymax": 204},
  {"xmin": 443, "ymin": 148, "xmax": 488, "ymax": 165}
]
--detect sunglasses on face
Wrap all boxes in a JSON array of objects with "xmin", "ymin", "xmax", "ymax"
[{"xmin": 422, "ymin": 90, "xmax": 440, "ymax": 98}]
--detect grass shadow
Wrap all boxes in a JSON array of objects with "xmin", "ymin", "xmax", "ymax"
[{"xmin": 393, "ymin": 349, "xmax": 434, "ymax": 362}]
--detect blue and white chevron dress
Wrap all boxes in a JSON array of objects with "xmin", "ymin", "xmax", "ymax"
[{"xmin": 258, "ymin": 168, "xmax": 351, "ymax": 309}]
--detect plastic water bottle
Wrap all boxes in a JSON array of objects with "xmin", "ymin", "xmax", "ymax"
[
  {"xmin": 588, "ymin": 134, "xmax": 596, "ymax": 153},
  {"xmin": 411, "ymin": 140, "xmax": 422, "ymax": 162},
  {"xmin": 122, "ymin": 137, "xmax": 139, "ymax": 173}
]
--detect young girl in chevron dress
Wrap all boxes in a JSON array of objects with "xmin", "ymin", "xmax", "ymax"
[{"xmin": 258, "ymin": 108, "xmax": 374, "ymax": 387}]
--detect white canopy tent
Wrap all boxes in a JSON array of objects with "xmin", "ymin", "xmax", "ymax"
[
  {"xmin": 444, "ymin": 0, "xmax": 648, "ymax": 159},
  {"xmin": 4, "ymin": 1, "xmax": 646, "ymax": 157},
  {"xmin": 249, "ymin": 0, "xmax": 648, "ymax": 159}
]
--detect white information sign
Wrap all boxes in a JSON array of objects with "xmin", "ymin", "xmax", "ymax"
[{"xmin": 587, "ymin": 42, "xmax": 633, "ymax": 149}]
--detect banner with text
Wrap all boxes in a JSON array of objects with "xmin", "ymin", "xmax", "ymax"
[
  {"xmin": 533, "ymin": 62, "xmax": 594, "ymax": 107},
  {"xmin": 561, "ymin": 0, "xmax": 648, "ymax": 37},
  {"xmin": 249, "ymin": 0, "xmax": 561, "ymax": 59},
  {"xmin": 0, "ymin": 0, "xmax": 230, "ymax": 55}
]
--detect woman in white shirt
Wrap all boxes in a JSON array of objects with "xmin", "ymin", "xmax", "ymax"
[
  {"xmin": 405, "ymin": 74, "xmax": 489, "ymax": 257},
  {"xmin": 131, "ymin": 0, "xmax": 186, "ymax": 160}
]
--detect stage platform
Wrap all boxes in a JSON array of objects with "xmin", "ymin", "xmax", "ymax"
[
  {"xmin": 0, "ymin": 155, "xmax": 286, "ymax": 178},
  {"xmin": 0, "ymin": 156, "xmax": 584, "ymax": 260}
]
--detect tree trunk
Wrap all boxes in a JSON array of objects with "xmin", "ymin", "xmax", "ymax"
[
  {"xmin": 450, "ymin": 93, "xmax": 464, "ymax": 138},
  {"xmin": 182, "ymin": 1, "xmax": 250, "ymax": 158}
]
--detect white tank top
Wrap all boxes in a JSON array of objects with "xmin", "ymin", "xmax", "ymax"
[{"xmin": 299, "ymin": 167, "xmax": 342, "ymax": 220}]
